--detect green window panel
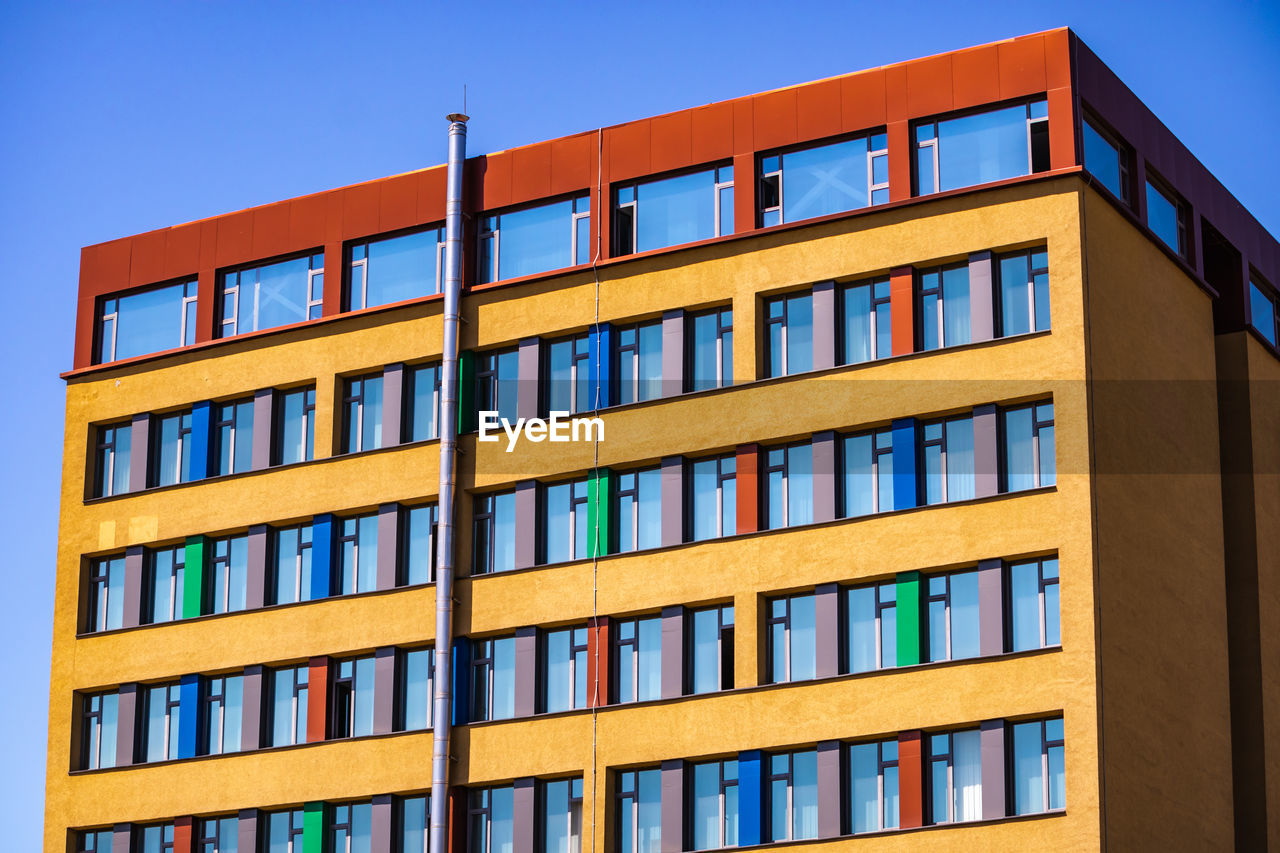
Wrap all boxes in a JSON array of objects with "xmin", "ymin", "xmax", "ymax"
[
  {"xmin": 181, "ymin": 535, "xmax": 206, "ymax": 619},
  {"xmin": 896, "ymin": 571, "xmax": 921, "ymax": 667},
  {"xmin": 587, "ymin": 467, "xmax": 615, "ymax": 558},
  {"xmin": 303, "ymin": 801, "xmax": 326, "ymax": 853}
]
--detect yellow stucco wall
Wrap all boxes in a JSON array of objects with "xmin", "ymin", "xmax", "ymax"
[
  {"xmin": 1079, "ymin": 188, "xmax": 1235, "ymax": 849},
  {"xmin": 47, "ymin": 181, "xmax": 1104, "ymax": 850}
]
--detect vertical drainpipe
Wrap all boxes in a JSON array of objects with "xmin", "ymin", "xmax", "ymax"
[{"xmin": 431, "ymin": 112, "xmax": 468, "ymax": 853}]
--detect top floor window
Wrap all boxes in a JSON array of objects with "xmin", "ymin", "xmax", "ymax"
[
  {"xmin": 1145, "ymin": 175, "xmax": 1189, "ymax": 259},
  {"xmin": 479, "ymin": 195, "xmax": 590, "ymax": 284},
  {"xmin": 759, "ymin": 133, "xmax": 888, "ymax": 227},
  {"xmin": 218, "ymin": 252, "xmax": 324, "ymax": 338},
  {"xmin": 615, "ymin": 166, "xmax": 733, "ymax": 256},
  {"xmin": 1250, "ymin": 278, "xmax": 1279, "ymax": 347},
  {"xmin": 1081, "ymin": 114, "xmax": 1131, "ymax": 205},
  {"xmin": 915, "ymin": 99, "xmax": 1049, "ymax": 196},
  {"xmin": 688, "ymin": 307, "xmax": 733, "ymax": 392},
  {"xmin": 348, "ymin": 226, "xmax": 444, "ymax": 310},
  {"xmin": 96, "ymin": 279, "xmax": 198, "ymax": 364}
]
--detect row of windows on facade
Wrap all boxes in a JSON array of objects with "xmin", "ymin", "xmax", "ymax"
[
  {"xmin": 90, "ymin": 241, "xmax": 1052, "ymax": 499},
  {"xmin": 84, "ymin": 398, "xmax": 1054, "ymax": 634},
  {"xmin": 93, "ymin": 97, "xmax": 1055, "ymax": 365},
  {"xmin": 76, "ymin": 714, "xmax": 1064, "ymax": 853},
  {"xmin": 78, "ymin": 554, "xmax": 1058, "ymax": 773}
]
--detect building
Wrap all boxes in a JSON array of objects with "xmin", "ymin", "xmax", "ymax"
[{"xmin": 45, "ymin": 26, "xmax": 1280, "ymax": 853}]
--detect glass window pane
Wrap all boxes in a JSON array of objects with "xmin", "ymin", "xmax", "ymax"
[
  {"xmin": 1146, "ymin": 180, "xmax": 1182, "ymax": 254},
  {"xmin": 1005, "ymin": 408, "xmax": 1035, "ymax": 492},
  {"xmin": 946, "ymin": 418, "xmax": 975, "ymax": 501},
  {"xmin": 636, "ymin": 169, "xmax": 717, "ymax": 253},
  {"xmin": 1250, "ymin": 282, "xmax": 1278, "ymax": 346},
  {"xmin": 1013, "ymin": 721, "xmax": 1046, "ymax": 814},
  {"xmin": 362, "ymin": 229, "xmax": 440, "ymax": 308},
  {"xmin": 951, "ymin": 571, "xmax": 980, "ymax": 659},
  {"xmin": 1082, "ymin": 119, "xmax": 1125, "ymax": 200},
  {"xmin": 105, "ymin": 280, "xmax": 193, "ymax": 362},
  {"xmin": 937, "ymin": 103, "xmax": 1033, "ymax": 191},
  {"xmin": 1000, "ymin": 253, "xmax": 1031, "ymax": 336},
  {"xmin": 791, "ymin": 594, "xmax": 816, "ymax": 681},
  {"xmin": 782, "ymin": 138, "xmax": 869, "ymax": 222}
]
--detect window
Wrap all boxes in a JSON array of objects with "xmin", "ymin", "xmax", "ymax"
[
  {"xmin": 616, "ymin": 769, "xmax": 661, "ymax": 853},
  {"xmin": 919, "ymin": 264, "xmax": 970, "ymax": 351},
  {"xmin": 689, "ymin": 455, "xmax": 736, "ymax": 541},
  {"xmin": 197, "ymin": 816, "xmax": 239, "ymax": 853},
  {"xmin": 477, "ymin": 349, "xmax": 519, "ymax": 425},
  {"xmin": 468, "ymin": 786, "xmax": 515, "ymax": 853},
  {"xmin": 330, "ymin": 802, "xmax": 373, "ymax": 853},
  {"xmin": 759, "ymin": 133, "xmax": 888, "ymax": 227},
  {"xmin": 348, "ymin": 227, "xmax": 445, "ymax": 310},
  {"xmin": 545, "ymin": 334, "xmax": 592, "ymax": 415},
  {"xmin": 767, "ymin": 593, "xmax": 816, "ymax": 683},
  {"xmin": 219, "ymin": 253, "xmax": 323, "ymax": 337},
  {"xmin": 472, "ymin": 636, "xmax": 517, "ymax": 721},
  {"xmin": 925, "ymin": 571, "xmax": 980, "ymax": 662},
  {"xmin": 1145, "ymin": 176, "xmax": 1188, "ymax": 257},
  {"xmin": 690, "ymin": 759, "xmax": 738, "ymax": 850},
  {"xmin": 143, "ymin": 545, "xmax": 184, "ymax": 624},
  {"xmin": 1010, "ymin": 557, "xmax": 1060, "ymax": 651},
  {"xmin": 614, "ymin": 616, "xmax": 661, "ymax": 703},
  {"xmin": 201, "ymin": 675, "xmax": 244, "ymax": 756},
  {"xmin": 997, "ymin": 248, "xmax": 1050, "ymax": 336},
  {"xmin": 77, "ymin": 830, "xmax": 114, "ymax": 853},
  {"xmin": 94, "ymin": 422, "xmax": 132, "ymax": 497},
  {"xmin": 404, "ymin": 504, "xmax": 438, "ymax": 585},
  {"xmin": 615, "ymin": 468, "xmax": 660, "ymax": 553},
  {"xmin": 87, "ymin": 555, "xmax": 125, "ymax": 633},
  {"xmin": 690, "ymin": 605, "xmax": 734, "ymax": 694},
  {"xmin": 342, "ymin": 374, "xmax": 384, "ymax": 454},
  {"xmin": 150, "ymin": 409, "xmax": 194, "ymax": 487},
  {"xmin": 214, "ymin": 398, "xmax": 254, "ymax": 476},
  {"xmin": 764, "ymin": 291, "xmax": 813, "ymax": 377},
  {"xmin": 542, "ymin": 479, "xmax": 590, "ymax": 564},
  {"xmin": 540, "ymin": 778, "xmax": 583, "ymax": 853},
  {"xmin": 764, "ymin": 442, "xmax": 813, "ymax": 529},
  {"xmin": 275, "ymin": 387, "xmax": 315, "ymax": 465},
  {"xmin": 474, "ymin": 491, "xmax": 516, "ymax": 574},
  {"xmin": 332, "ymin": 656, "xmax": 376, "ymax": 738},
  {"xmin": 269, "ymin": 665, "xmax": 309, "ymax": 747},
  {"xmin": 271, "ymin": 524, "xmax": 313, "ymax": 605},
  {"xmin": 265, "ymin": 809, "xmax": 306, "ymax": 853},
  {"xmin": 80, "ymin": 691, "xmax": 118, "ymax": 770},
  {"xmin": 1081, "ymin": 115, "xmax": 1130, "ymax": 204},
  {"xmin": 1250, "ymin": 279, "xmax": 1279, "ymax": 347},
  {"xmin": 1003, "ymin": 402, "xmax": 1055, "ymax": 491},
  {"xmin": 399, "ymin": 796, "xmax": 430, "ymax": 853},
  {"xmin": 915, "ymin": 99, "xmax": 1049, "ymax": 195},
  {"xmin": 922, "ymin": 416, "xmax": 975, "ymax": 504},
  {"xmin": 840, "ymin": 278, "xmax": 891, "ymax": 364},
  {"xmin": 407, "ymin": 363, "xmax": 443, "ymax": 442},
  {"xmin": 845, "ymin": 582, "xmax": 896, "ymax": 673},
  {"xmin": 768, "ymin": 750, "xmax": 818, "ymax": 842},
  {"xmin": 928, "ymin": 730, "xmax": 982, "ymax": 824},
  {"xmin": 96, "ymin": 279, "xmax": 197, "ymax": 364},
  {"xmin": 1013, "ymin": 717, "xmax": 1066, "ymax": 814},
  {"xmin": 849, "ymin": 739, "xmax": 899, "ymax": 833},
  {"xmin": 479, "ymin": 195, "xmax": 590, "ymax": 284},
  {"xmin": 615, "ymin": 166, "xmax": 734, "ymax": 256},
  {"xmin": 399, "ymin": 647, "xmax": 434, "ymax": 731},
  {"xmin": 138, "ymin": 824, "xmax": 175, "ymax": 853},
  {"xmin": 614, "ymin": 321, "xmax": 663, "ymax": 405},
  {"xmin": 338, "ymin": 514, "xmax": 379, "ymax": 595},
  {"xmin": 209, "ymin": 534, "xmax": 249, "ymax": 615},
  {"xmin": 142, "ymin": 682, "xmax": 182, "ymax": 762},
  {"xmin": 542, "ymin": 626, "xmax": 589, "ymax": 713},
  {"xmin": 688, "ymin": 307, "xmax": 733, "ymax": 392},
  {"xmin": 840, "ymin": 429, "xmax": 893, "ymax": 517}
]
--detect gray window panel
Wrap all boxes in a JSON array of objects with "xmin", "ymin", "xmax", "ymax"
[
  {"xmin": 97, "ymin": 279, "xmax": 197, "ymax": 364},
  {"xmin": 348, "ymin": 227, "xmax": 445, "ymax": 310}
]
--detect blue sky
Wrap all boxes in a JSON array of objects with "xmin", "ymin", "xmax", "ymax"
[{"xmin": 1, "ymin": 0, "xmax": 1276, "ymax": 845}]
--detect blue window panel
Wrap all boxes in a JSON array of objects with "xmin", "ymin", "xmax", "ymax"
[
  {"xmin": 178, "ymin": 674, "xmax": 201, "ymax": 759},
  {"xmin": 451, "ymin": 638, "xmax": 472, "ymax": 726},
  {"xmin": 588, "ymin": 323, "xmax": 613, "ymax": 411},
  {"xmin": 891, "ymin": 418, "xmax": 918, "ymax": 511},
  {"xmin": 310, "ymin": 514, "xmax": 334, "ymax": 600},
  {"xmin": 737, "ymin": 750, "xmax": 764, "ymax": 846},
  {"xmin": 189, "ymin": 401, "xmax": 212, "ymax": 481}
]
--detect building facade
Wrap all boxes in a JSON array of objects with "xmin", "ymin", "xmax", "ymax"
[{"xmin": 46, "ymin": 28, "xmax": 1279, "ymax": 853}]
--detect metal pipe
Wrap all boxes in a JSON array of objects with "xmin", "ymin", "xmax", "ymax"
[{"xmin": 430, "ymin": 112, "xmax": 468, "ymax": 853}]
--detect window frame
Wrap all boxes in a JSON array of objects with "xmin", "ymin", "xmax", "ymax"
[
  {"xmin": 200, "ymin": 674, "xmax": 243, "ymax": 757},
  {"xmin": 1008, "ymin": 557, "xmax": 1061, "ymax": 651},
  {"xmin": 914, "ymin": 98, "xmax": 1050, "ymax": 196},
  {"xmin": 763, "ymin": 441, "xmax": 813, "ymax": 529},
  {"xmin": 758, "ymin": 130, "xmax": 890, "ymax": 227},
  {"xmin": 473, "ymin": 491, "xmax": 516, "ymax": 575},
  {"xmin": 406, "ymin": 361, "xmax": 443, "ymax": 442},
  {"xmin": 94, "ymin": 421, "xmax": 132, "ymax": 498},
  {"xmin": 95, "ymin": 278, "xmax": 198, "ymax": 365},
  {"xmin": 687, "ymin": 454, "xmax": 736, "ymax": 541},
  {"xmin": 471, "ymin": 636, "xmax": 516, "ymax": 722},
  {"xmin": 686, "ymin": 306, "xmax": 733, "ymax": 392},
  {"xmin": 347, "ymin": 225, "xmax": 446, "ymax": 311},
  {"xmin": 539, "ymin": 625, "xmax": 589, "ymax": 713},
  {"xmin": 196, "ymin": 815, "xmax": 239, "ymax": 853},
  {"xmin": 1000, "ymin": 402, "xmax": 1055, "ymax": 492},
  {"xmin": 766, "ymin": 592, "xmax": 817, "ymax": 684},
  {"xmin": 1081, "ymin": 111, "xmax": 1132, "ymax": 206},
  {"xmin": 1144, "ymin": 171, "xmax": 1190, "ymax": 259},
  {"xmin": 924, "ymin": 571, "xmax": 980, "ymax": 664},
  {"xmin": 543, "ymin": 332, "xmax": 592, "ymax": 416},
  {"xmin": 926, "ymin": 729, "xmax": 982, "ymax": 825},
  {"xmin": 338, "ymin": 513, "xmax": 379, "ymax": 595},
  {"xmin": 612, "ymin": 615, "xmax": 662, "ymax": 704},
  {"xmin": 149, "ymin": 409, "xmax": 194, "ymax": 488},
  {"xmin": 212, "ymin": 397, "xmax": 254, "ymax": 477},
  {"xmin": 268, "ymin": 664, "xmax": 309, "ymax": 748},
  {"xmin": 994, "ymin": 247, "xmax": 1050, "ymax": 337},
  {"xmin": 615, "ymin": 768, "xmax": 661, "ymax": 853},
  {"xmin": 218, "ymin": 252, "xmax": 324, "ymax": 338},
  {"xmin": 80, "ymin": 690, "xmax": 118, "ymax": 770},
  {"xmin": 613, "ymin": 164, "xmax": 734, "ymax": 256},
  {"xmin": 848, "ymin": 738, "xmax": 900, "ymax": 834},
  {"xmin": 331, "ymin": 655, "xmax": 376, "ymax": 739},
  {"xmin": 86, "ymin": 554, "xmax": 125, "ymax": 633},
  {"xmin": 763, "ymin": 290, "xmax": 814, "ymax": 378},
  {"xmin": 271, "ymin": 523, "xmax": 313, "ymax": 605},
  {"xmin": 273, "ymin": 386, "xmax": 316, "ymax": 466},
  {"xmin": 142, "ymin": 681, "xmax": 182, "ymax": 763},
  {"xmin": 921, "ymin": 414, "xmax": 975, "ymax": 505},
  {"xmin": 478, "ymin": 194, "xmax": 591, "ymax": 284},
  {"xmin": 690, "ymin": 758, "xmax": 739, "ymax": 850},
  {"xmin": 1012, "ymin": 717, "xmax": 1066, "ymax": 815},
  {"xmin": 341, "ymin": 372, "xmax": 384, "ymax": 455},
  {"xmin": 540, "ymin": 478, "xmax": 590, "ymax": 564},
  {"xmin": 838, "ymin": 277, "xmax": 892, "ymax": 364}
]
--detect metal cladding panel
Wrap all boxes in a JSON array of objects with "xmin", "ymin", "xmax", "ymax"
[
  {"xmin": 122, "ymin": 546, "xmax": 144, "ymax": 629},
  {"xmin": 382, "ymin": 362, "xmax": 404, "ymax": 448},
  {"xmin": 517, "ymin": 337, "xmax": 541, "ymax": 420},
  {"xmin": 251, "ymin": 388, "xmax": 274, "ymax": 470},
  {"xmin": 897, "ymin": 729, "xmax": 924, "ymax": 828},
  {"xmin": 978, "ymin": 558, "xmax": 1005, "ymax": 657},
  {"xmin": 376, "ymin": 503, "xmax": 401, "ymax": 591},
  {"xmin": 737, "ymin": 749, "xmax": 764, "ymax": 846},
  {"xmin": 811, "ymin": 431, "xmax": 837, "ymax": 524},
  {"xmin": 812, "ymin": 281, "xmax": 836, "ymax": 371},
  {"xmin": 817, "ymin": 740, "xmax": 843, "ymax": 837},
  {"xmin": 246, "ymin": 525, "xmax": 268, "ymax": 611},
  {"xmin": 240, "ymin": 665, "xmax": 264, "ymax": 752},
  {"xmin": 310, "ymin": 514, "xmax": 334, "ymax": 600},
  {"xmin": 660, "ymin": 760, "xmax": 685, "ymax": 853},
  {"xmin": 969, "ymin": 251, "xmax": 994, "ymax": 343},
  {"xmin": 177, "ymin": 673, "xmax": 201, "ymax": 760},
  {"xmin": 891, "ymin": 418, "xmax": 918, "ymax": 511},
  {"xmin": 660, "ymin": 605, "xmax": 686, "ymax": 699},
  {"xmin": 189, "ymin": 400, "xmax": 211, "ymax": 481},
  {"xmin": 115, "ymin": 683, "xmax": 138, "ymax": 768},
  {"xmin": 661, "ymin": 309, "xmax": 684, "ymax": 398},
  {"xmin": 374, "ymin": 647, "xmax": 397, "ymax": 735},
  {"xmin": 973, "ymin": 403, "xmax": 1000, "ymax": 499},
  {"xmin": 981, "ymin": 718, "xmax": 1007, "ymax": 819},
  {"xmin": 660, "ymin": 456, "xmax": 684, "ymax": 548},
  {"xmin": 896, "ymin": 571, "xmax": 922, "ymax": 667}
]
